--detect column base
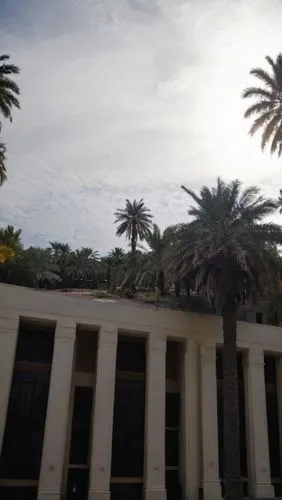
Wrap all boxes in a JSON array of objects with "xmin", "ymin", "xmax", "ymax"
[
  {"xmin": 88, "ymin": 491, "xmax": 110, "ymax": 500},
  {"xmin": 202, "ymin": 480, "xmax": 222, "ymax": 500},
  {"xmin": 253, "ymin": 482, "xmax": 274, "ymax": 499},
  {"xmin": 144, "ymin": 488, "xmax": 166, "ymax": 500}
]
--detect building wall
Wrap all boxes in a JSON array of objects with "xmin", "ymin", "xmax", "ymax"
[{"xmin": 0, "ymin": 284, "xmax": 282, "ymax": 499}]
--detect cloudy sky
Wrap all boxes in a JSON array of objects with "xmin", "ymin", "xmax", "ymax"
[{"xmin": 0, "ymin": 0, "xmax": 282, "ymax": 253}]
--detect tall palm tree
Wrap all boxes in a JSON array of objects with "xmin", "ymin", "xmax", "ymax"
[
  {"xmin": 114, "ymin": 199, "xmax": 153, "ymax": 291},
  {"xmin": 139, "ymin": 223, "xmax": 174, "ymax": 295},
  {"xmin": 0, "ymin": 141, "xmax": 7, "ymax": 184},
  {"xmin": 0, "ymin": 54, "xmax": 20, "ymax": 125},
  {"xmin": 176, "ymin": 178, "xmax": 282, "ymax": 500},
  {"xmin": 242, "ymin": 54, "xmax": 282, "ymax": 156},
  {"xmin": 114, "ymin": 199, "xmax": 153, "ymax": 253}
]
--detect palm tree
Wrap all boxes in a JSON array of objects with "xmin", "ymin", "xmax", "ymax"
[
  {"xmin": 242, "ymin": 54, "xmax": 282, "ymax": 156},
  {"xmin": 0, "ymin": 225, "xmax": 22, "ymax": 262},
  {"xmin": 176, "ymin": 178, "xmax": 282, "ymax": 500},
  {"xmin": 49, "ymin": 241, "xmax": 71, "ymax": 284},
  {"xmin": 20, "ymin": 247, "xmax": 61, "ymax": 288},
  {"xmin": 114, "ymin": 199, "xmax": 152, "ymax": 290},
  {"xmin": 0, "ymin": 141, "xmax": 7, "ymax": 184},
  {"xmin": 114, "ymin": 199, "xmax": 153, "ymax": 253},
  {"xmin": 67, "ymin": 247, "xmax": 99, "ymax": 285},
  {"xmin": 0, "ymin": 54, "xmax": 20, "ymax": 125},
  {"xmin": 139, "ymin": 224, "xmax": 174, "ymax": 295}
]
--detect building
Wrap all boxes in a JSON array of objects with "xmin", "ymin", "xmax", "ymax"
[{"xmin": 0, "ymin": 283, "xmax": 282, "ymax": 500}]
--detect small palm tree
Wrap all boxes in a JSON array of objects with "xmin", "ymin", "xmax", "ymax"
[
  {"xmin": 177, "ymin": 178, "xmax": 282, "ymax": 500},
  {"xmin": 139, "ymin": 223, "xmax": 174, "ymax": 295},
  {"xmin": 67, "ymin": 247, "xmax": 99, "ymax": 285},
  {"xmin": 49, "ymin": 241, "xmax": 71, "ymax": 283},
  {"xmin": 0, "ymin": 54, "xmax": 20, "ymax": 125},
  {"xmin": 0, "ymin": 225, "xmax": 22, "ymax": 262},
  {"xmin": 21, "ymin": 247, "xmax": 61, "ymax": 288},
  {"xmin": 0, "ymin": 141, "xmax": 7, "ymax": 184},
  {"xmin": 243, "ymin": 54, "xmax": 282, "ymax": 156}
]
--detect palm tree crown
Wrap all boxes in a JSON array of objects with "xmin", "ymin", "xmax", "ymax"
[
  {"xmin": 180, "ymin": 178, "xmax": 281, "ymax": 307},
  {"xmin": 243, "ymin": 54, "xmax": 282, "ymax": 156},
  {"xmin": 0, "ymin": 54, "xmax": 20, "ymax": 125},
  {"xmin": 114, "ymin": 199, "xmax": 153, "ymax": 252}
]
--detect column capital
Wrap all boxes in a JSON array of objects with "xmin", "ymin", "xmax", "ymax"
[
  {"xmin": 147, "ymin": 332, "xmax": 167, "ymax": 351},
  {"xmin": 200, "ymin": 344, "xmax": 216, "ymax": 364},
  {"xmin": 55, "ymin": 321, "xmax": 76, "ymax": 340},
  {"xmin": 99, "ymin": 326, "xmax": 118, "ymax": 346},
  {"xmin": 246, "ymin": 347, "xmax": 264, "ymax": 367}
]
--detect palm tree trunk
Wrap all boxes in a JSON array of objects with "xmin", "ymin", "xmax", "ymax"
[
  {"xmin": 130, "ymin": 229, "xmax": 137, "ymax": 293},
  {"xmin": 222, "ymin": 299, "xmax": 243, "ymax": 500},
  {"xmin": 158, "ymin": 268, "xmax": 165, "ymax": 296}
]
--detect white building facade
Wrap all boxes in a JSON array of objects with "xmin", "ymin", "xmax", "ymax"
[{"xmin": 0, "ymin": 284, "xmax": 282, "ymax": 500}]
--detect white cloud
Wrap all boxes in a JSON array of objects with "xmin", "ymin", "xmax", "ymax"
[{"xmin": 0, "ymin": 0, "xmax": 282, "ymax": 251}]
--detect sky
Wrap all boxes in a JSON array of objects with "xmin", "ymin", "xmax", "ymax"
[{"xmin": 0, "ymin": 0, "xmax": 282, "ymax": 253}]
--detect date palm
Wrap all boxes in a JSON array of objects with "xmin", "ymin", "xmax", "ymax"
[
  {"xmin": 177, "ymin": 178, "xmax": 282, "ymax": 500},
  {"xmin": 243, "ymin": 54, "xmax": 282, "ymax": 156},
  {"xmin": 114, "ymin": 199, "xmax": 153, "ymax": 292},
  {"xmin": 139, "ymin": 223, "xmax": 174, "ymax": 295},
  {"xmin": 114, "ymin": 199, "xmax": 152, "ymax": 253},
  {"xmin": 0, "ymin": 54, "xmax": 20, "ymax": 125}
]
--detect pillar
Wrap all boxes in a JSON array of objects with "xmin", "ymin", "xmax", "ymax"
[
  {"xmin": 88, "ymin": 327, "xmax": 118, "ymax": 500},
  {"xmin": 200, "ymin": 345, "xmax": 222, "ymax": 500},
  {"xmin": 181, "ymin": 339, "xmax": 200, "ymax": 500},
  {"xmin": 245, "ymin": 347, "xmax": 274, "ymax": 498},
  {"xmin": 144, "ymin": 333, "xmax": 166, "ymax": 500},
  {"xmin": 0, "ymin": 314, "xmax": 19, "ymax": 455},
  {"xmin": 38, "ymin": 321, "xmax": 76, "ymax": 500}
]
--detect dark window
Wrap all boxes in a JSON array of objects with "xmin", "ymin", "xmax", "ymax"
[
  {"xmin": 0, "ymin": 370, "xmax": 50, "ymax": 479},
  {"xmin": 116, "ymin": 337, "xmax": 146, "ymax": 373},
  {"xmin": 165, "ymin": 392, "xmax": 181, "ymax": 498},
  {"xmin": 0, "ymin": 322, "xmax": 54, "ymax": 480},
  {"xmin": 16, "ymin": 323, "xmax": 55, "ymax": 364},
  {"xmin": 166, "ymin": 393, "xmax": 180, "ymax": 428},
  {"xmin": 256, "ymin": 312, "xmax": 263, "ymax": 324},
  {"xmin": 69, "ymin": 387, "xmax": 93, "ymax": 465},
  {"xmin": 67, "ymin": 468, "xmax": 89, "ymax": 500},
  {"xmin": 264, "ymin": 356, "xmax": 281, "ymax": 478},
  {"xmin": 0, "ymin": 487, "xmax": 37, "ymax": 500},
  {"xmin": 166, "ymin": 469, "xmax": 182, "ymax": 500},
  {"xmin": 111, "ymin": 378, "xmax": 145, "ymax": 477},
  {"xmin": 111, "ymin": 482, "xmax": 143, "ymax": 500}
]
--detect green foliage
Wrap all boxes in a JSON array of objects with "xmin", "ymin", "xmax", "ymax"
[
  {"xmin": 0, "ymin": 54, "xmax": 20, "ymax": 125},
  {"xmin": 243, "ymin": 54, "xmax": 282, "ymax": 157},
  {"xmin": 173, "ymin": 178, "xmax": 282, "ymax": 313}
]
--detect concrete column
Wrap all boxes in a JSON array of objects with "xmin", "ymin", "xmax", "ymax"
[
  {"xmin": 200, "ymin": 345, "xmax": 222, "ymax": 500},
  {"xmin": 38, "ymin": 321, "xmax": 76, "ymax": 500},
  {"xmin": 144, "ymin": 333, "xmax": 166, "ymax": 500},
  {"xmin": 88, "ymin": 327, "xmax": 118, "ymax": 500},
  {"xmin": 0, "ymin": 314, "xmax": 19, "ymax": 455},
  {"xmin": 245, "ymin": 348, "xmax": 274, "ymax": 498},
  {"xmin": 276, "ymin": 356, "xmax": 282, "ymax": 478},
  {"xmin": 180, "ymin": 339, "xmax": 200, "ymax": 500}
]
